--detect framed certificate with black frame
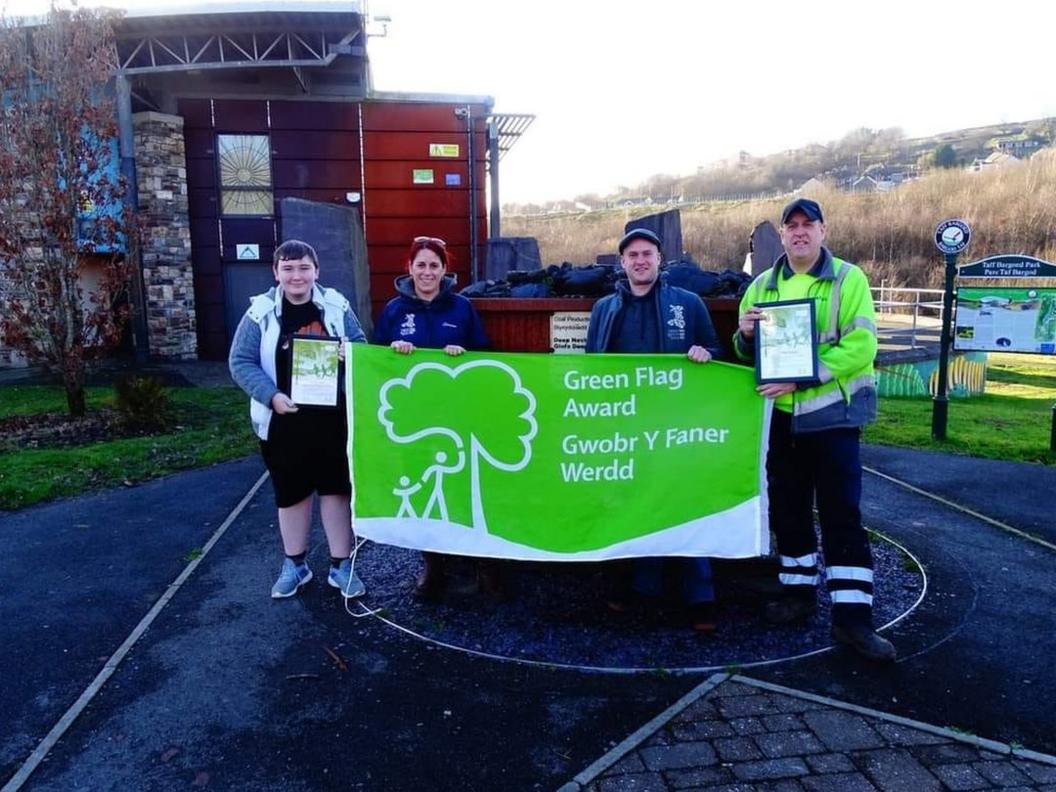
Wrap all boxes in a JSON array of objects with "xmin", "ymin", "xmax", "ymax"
[
  {"xmin": 754, "ymin": 299, "xmax": 819, "ymax": 384},
  {"xmin": 289, "ymin": 335, "xmax": 341, "ymax": 408}
]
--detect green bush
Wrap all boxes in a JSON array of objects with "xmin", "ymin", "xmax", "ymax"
[{"xmin": 113, "ymin": 375, "xmax": 170, "ymax": 431}]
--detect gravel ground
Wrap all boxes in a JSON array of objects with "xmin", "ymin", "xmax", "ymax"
[{"xmin": 353, "ymin": 533, "xmax": 923, "ymax": 671}]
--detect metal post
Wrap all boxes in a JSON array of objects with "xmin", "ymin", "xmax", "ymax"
[
  {"xmin": 463, "ymin": 107, "xmax": 478, "ymax": 284},
  {"xmin": 1051, "ymin": 403, "xmax": 1056, "ymax": 453},
  {"xmin": 487, "ymin": 118, "xmax": 500, "ymax": 239},
  {"xmin": 910, "ymin": 288, "xmax": 919, "ymax": 348},
  {"xmin": 931, "ymin": 252, "xmax": 958, "ymax": 439},
  {"xmin": 116, "ymin": 74, "xmax": 149, "ymax": 364}
]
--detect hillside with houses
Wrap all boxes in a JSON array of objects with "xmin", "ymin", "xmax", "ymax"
[{"xmin": 506, "ymin": 117, "xmax": 1056, "ymax": 215}]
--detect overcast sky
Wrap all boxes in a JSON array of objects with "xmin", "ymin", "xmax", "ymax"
[{"xmin": 7, "ymin": 0, "xmax": 1055, "ymax": 203}]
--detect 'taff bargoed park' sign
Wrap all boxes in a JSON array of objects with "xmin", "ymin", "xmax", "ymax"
[{"xmin": 347, "ymin": 345, "xmax": 770, "ymax": 561}]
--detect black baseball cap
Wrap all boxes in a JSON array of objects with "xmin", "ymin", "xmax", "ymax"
[
  {"xmin": 618, "ymin": 227, "xmax": 663, "ymax": 254},
  {"xmin": 780, "ymin": 198, "xmax": 824, "ymax": 225}
]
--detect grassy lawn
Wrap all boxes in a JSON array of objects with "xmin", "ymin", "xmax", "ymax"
[
  {"xmin": 866, "ymin": 353, "xmax": 1056, "ymax": 465},
  {"xmin": 0, "ymin": 385, "xmax": 256, "ymax": 510}
]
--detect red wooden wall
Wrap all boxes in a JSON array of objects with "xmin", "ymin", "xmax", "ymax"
[{"xmin": 178, "ymin": 97, "xmax": 488, "ymax": 359}]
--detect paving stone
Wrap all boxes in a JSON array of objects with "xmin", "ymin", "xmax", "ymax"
[
  {"xmin": 672, "ymin": 719, "xmax": 736, "ymax": 741},
  {"xmin": 715, "ymin": 681, "xmax": 761, "ymax": 697},
  {"xmin": 756, "ymin": 730, "xmax": 827, "ymax": 758},
  {"xmin": 806, "ymin": 753, "xmax": 856, "ymax": 774},
  {"xmin": 690, "ymin": 784, "xmax": 755, "ymax": 792},
  {"xmin": 596, "ymin": 772, "xmax": 668, "ymax": 792},
  {"xmin": 717, "ymin": 694, "xmax": 784, "ymax": 718},
  {"xmin": 647, "ymin": 727, "xmax": 676, "ymax": 746},
  {"xmin": 771, "ymin": 694, "xmax": 828, "ymax": 714},
  {"xmin": 640, "ymin": 741, "xmax": 718, "ymax": 771},
  {"xmin": 803, "ymin": 711, "xmax": 885, "ymax": 751},
  {"xmin": 873, "ymin": 723, "xmax": 951, "ymax": 747},
  {"xmin": 802, "ymin": 772, "xmax": 878, "ymax": 792},
  {"xmin": 978, "ymin": 750, "xmax": 1007, "ymax": 761},
  {"xmin": 756, "ymin": 781, "xmax": 806, "ymax": 792},
  {"xmin": 930, "ymin": 763, "xmax": 991, "ymax": 790},
  {"xmin": 729, "ymin": 717, "xmax": 767, "ymax": 736},
  {"xmin": 713, "ymin": 737, "xmax": 764, "ymax": 762},
  {"xmin": 763, "ymin": 713, "xmax": 807, "ymax": 732},
  {"xmin": 1014, "ymin": 759, "xmax": 1056, "ymax": 783},
  {"xmin": 664, "ymin": 765, "xmax": 734, "ymax": 789},
  {"xmin": 854, "ymin": 748, "xmax": 942, "ymax": 791},
  {"xmin": 912, "ymin": 744, "xmax": 983, "ymax": 765},
  {"xmin": 600, "ymin": 753, "xmax": 646, "ymax": 777},
  {"xmin": 972, "ymin": 761, "xmax": 1031, "ymax": 787},
  {"xmin": 731, "ymin": 757, "xmax": 810, "ymax": 781},
  {"xmin": 679, "ymin": 698, "xmax": 722, "ymax": 721}
]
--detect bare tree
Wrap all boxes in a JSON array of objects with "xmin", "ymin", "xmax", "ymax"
[{"xmin": 0, "ymin": 7, "xmax": 135, "ymax": 416}]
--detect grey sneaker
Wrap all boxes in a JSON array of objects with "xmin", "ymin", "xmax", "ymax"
[
  {"xmin": 271, "ymin": 558, "xmax": 312, "ymax": 599},
  {"xmin": 328, "ymin": 558, "xmax": 366, "ymax": 599}
]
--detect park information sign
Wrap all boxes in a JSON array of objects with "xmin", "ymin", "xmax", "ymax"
[
  {"xmin": 954, "ymin": 287, "xmax": 1056, "ymax": 353},
  {"xmin": 954, "ymin": 255, "xmax": 1056, "ymax": 354},
  {"xmin": 347, "ymin": 345, "xmax": 770, "ymax": 561}
]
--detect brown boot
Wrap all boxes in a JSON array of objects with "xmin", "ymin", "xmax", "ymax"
[{"xmin": 414, "ymin": 552, "xmax": 447, "ymax": 601}]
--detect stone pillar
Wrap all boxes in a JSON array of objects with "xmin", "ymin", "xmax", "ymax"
[{"xmin": 132, "ymin": 111, "xmax": 197, "ymax": 360}]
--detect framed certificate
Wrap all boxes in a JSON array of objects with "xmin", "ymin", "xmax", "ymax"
[
  {"xmin": 754, "ymin": 299, "xmax": 819, "ymax": 384},
  {"xmin": 289, "ymin": 335, "xmax": 340, "ymax": 407}
]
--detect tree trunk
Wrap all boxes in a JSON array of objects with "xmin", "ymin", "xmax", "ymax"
[{"xmin": 62, "ymin": 355, "xmax": 87, "ymax": 417}]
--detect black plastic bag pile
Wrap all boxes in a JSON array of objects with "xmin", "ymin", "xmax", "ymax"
[{"xmin": 460, "ymin": 261, "xmax": 752, "ymax": 301}]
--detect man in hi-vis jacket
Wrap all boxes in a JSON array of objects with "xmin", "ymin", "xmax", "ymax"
[{"xmin": 735, "ymin": 198, "xmax": 895, "ymax": 662}]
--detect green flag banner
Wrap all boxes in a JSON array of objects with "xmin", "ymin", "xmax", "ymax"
[{"xmin": 347, "ymin": 344, "xmax": 771, "ymax": 561}]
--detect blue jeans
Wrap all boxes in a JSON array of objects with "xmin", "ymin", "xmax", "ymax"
[{"xmin": 633, "ymin": 557, "xmax": 715, "ymax": 604}]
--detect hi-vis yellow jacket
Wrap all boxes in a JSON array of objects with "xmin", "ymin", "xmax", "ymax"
[{"xmin": 734, "ymin": 248, "xmax": 878, "ymax": 433}]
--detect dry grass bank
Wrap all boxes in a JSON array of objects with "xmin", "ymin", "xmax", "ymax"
[{"xmin": 505, "ymin": 151, "xmax": 1056, "ymax": 288}]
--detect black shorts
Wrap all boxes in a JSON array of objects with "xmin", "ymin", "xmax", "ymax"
[{"xmin": 260, "ymin": 410, "xmax": 351, "ymax": 508}]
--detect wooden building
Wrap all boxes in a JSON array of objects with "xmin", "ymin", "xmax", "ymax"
[{"xmin": 110, "ymin": 1, "xmax": 531, "ymax": 360}]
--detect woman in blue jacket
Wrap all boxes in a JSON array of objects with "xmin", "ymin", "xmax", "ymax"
[{"xmin": 373, "ymin": 236, "xmax": 497, "ymax": 599}]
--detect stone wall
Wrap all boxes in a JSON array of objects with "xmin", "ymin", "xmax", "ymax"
[{"xmin": 133, "ymin": 111, "xmax": 197, "ymax": 360}]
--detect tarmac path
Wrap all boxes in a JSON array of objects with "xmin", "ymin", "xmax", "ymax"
[{"xmin": 0, "ymin": 446, "xmax": 1053, "ymax": 790}]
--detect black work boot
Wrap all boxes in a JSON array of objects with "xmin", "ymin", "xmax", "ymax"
[
  {"xmin": 832, "ymin": 623, "xmax": 897, "ymax": 662},
  {"xmin": 764, "ymin": 592, "xmax": 818, "ymax": 624},
  {"xmin": 414, "ymin": 552, "xmax": 447, "ymax": 601}
]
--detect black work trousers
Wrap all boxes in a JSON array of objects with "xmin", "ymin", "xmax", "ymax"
[{"xmin": 767, "ymin": 408, "xmax": 874, "ymax": 627}]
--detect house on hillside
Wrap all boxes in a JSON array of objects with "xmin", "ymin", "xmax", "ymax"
[
  {"xmin": 794, "ymin": 177, "xmax": 828, "ymax": 195},
  {"xmin": 988, "ymin": 133, "xmax": 1043, "ymax": 156},
  {"xmin": 849, "ymin": 175, "xmax": 897, "ymax": 193},
  {"xmin": 967, "ymin": 151, "xmax": 1019, "ymax": 172}
]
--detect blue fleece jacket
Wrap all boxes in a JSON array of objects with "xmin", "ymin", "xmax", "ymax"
[
  {"xmin": 586, "ymin": 280, "xmax": 722, "ymax": 358},
  {"xmin": 373, "ymin": 274, "xmax": 490, "ymax": 350}
]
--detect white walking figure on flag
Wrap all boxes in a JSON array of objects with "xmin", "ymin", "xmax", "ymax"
[
  {"xmin": 393, "ymin": 475, "xmax": 423, "ymax": 518},
  {"xmin": 421, "ymin": 448, "xmax": 466, "ymax": 522}
]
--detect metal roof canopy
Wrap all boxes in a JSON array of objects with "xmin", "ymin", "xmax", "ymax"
[
  {"xmin": 113, "ymin": 5, "xmax": 364, "ymax": 75},
  {"xmin": 486, "ymin": 112, "xmax": 534, "ymax": 163}
]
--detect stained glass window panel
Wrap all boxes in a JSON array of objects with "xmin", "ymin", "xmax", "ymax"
[
  {"xmin": 221, "ymin": 190, "xmax": 273, "ymax": 216},
  {"xmin": 218, "ymin": 135, "xmax": 271, "ymax": 187}
]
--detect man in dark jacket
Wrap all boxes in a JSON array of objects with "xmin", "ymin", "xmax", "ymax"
[{"xmin": 586, "ymin": 228, "xmax": 723, "ymax": 631}]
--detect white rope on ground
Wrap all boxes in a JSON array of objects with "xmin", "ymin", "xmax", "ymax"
[
  {"xmin": 863, "ymin": 465, "xmax": 1056, "ymax": 553},
  {"xmin": 1, "ymin": 471, "xmax": 270, "ymax": 792}
]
